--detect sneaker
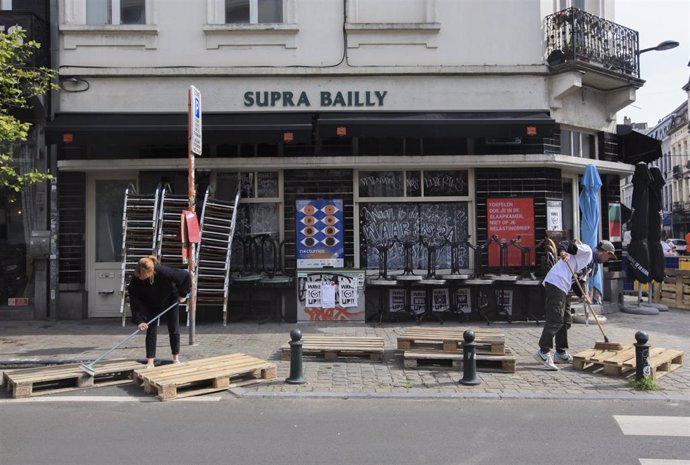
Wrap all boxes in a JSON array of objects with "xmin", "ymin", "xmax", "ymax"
[
  {"xmin": 172, "ymin": 360, "xmax": 181, "ymax": 365},
  {"xmin": 533, "ymin": 350, "xmax": 559, "ymax": 371},
  {"xmin": 145, "ymin": 363, "xmax": 155, "ymax": 369},
  {"xmin": 553, "ymin": 351, "xmax": 573, "ymax": 364}
]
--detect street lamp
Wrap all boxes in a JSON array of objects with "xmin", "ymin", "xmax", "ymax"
[{"xmin": 637, "ymin": 40, "xmax": 679, "ymax": 55}]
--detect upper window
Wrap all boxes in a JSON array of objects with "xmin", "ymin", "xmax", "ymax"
[
  {"xmin": 225, "ymin": 0, "xmax": 283, "ymax": 24},
  {"xmin": 560, "ymin": 129, "xmax": 597, "ymax": 159},
  {"xmin": 358, "ymin": 170, "xmax": 469, "ymax": 198},
  {"xmin": 0, "ymin": 0, "xmax": 11, "ymax": 11},
  {"xmin": 87, "ymin": 0, "xmax": 145, "ymax": 25}
]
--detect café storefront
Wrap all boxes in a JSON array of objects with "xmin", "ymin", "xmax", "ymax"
[{"xmin": 49, "ymin": 81, "xmax": 634, "ymax": 322}]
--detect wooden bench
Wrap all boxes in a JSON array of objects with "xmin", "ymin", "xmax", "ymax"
[
  {"xmin": 397, "ymin": 327, "xmax": 506, "ymax": 355},
  {"xmin": 134, "ymin": 353, "xmax": 276, "ymax": 401},
  {"xmin": 2, "ymin": 360, "xmax": 143, "ymax": 398},
  {"xmin": 402, "ymin": 349, "xmax": 516, "ymax": 373},
  {"xmin": 281, "ymin": 336, "xmax": 385, "ymax": 362}
]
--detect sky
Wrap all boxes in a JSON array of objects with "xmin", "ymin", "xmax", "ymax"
[{"xmin": 615, "ymin": 0, "xmax": 690, "ymax": 126}]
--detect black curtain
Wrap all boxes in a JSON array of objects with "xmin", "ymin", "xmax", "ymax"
[
  {"xmin": 627, "ymin": 163, "xmax": 652, "ymax": 283},
  {"xmin": 648, "ymin": 166, "xmax": 665, "ymax": 282}
]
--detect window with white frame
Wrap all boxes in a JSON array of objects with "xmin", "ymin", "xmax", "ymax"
[
  {"xmin": 560, "ymin": 129, "xmax": 597, "ymax": 159},
  {"xmin": 225, "ymin": 0, "xmax": 284, "ymax": 24},
  {"xmin": 0, "ymin": 0, "xmax": 11, "ymax": 11},
  {"xmin": 86, "ymin": 0, "xmax": 146, "ymax": 25}
]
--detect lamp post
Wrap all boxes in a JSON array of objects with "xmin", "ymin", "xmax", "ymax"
[{"xmin": 635, "ymin": 40, "xmax": 679, "ymax": 82}]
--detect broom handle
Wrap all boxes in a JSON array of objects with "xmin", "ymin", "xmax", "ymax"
[{"xmin": 563, "ymin": 258, "xmax": 609, "ymax": 341}]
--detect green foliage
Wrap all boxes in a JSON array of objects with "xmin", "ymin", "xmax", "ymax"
[
  {"xmin": 626, "ymin": 376, "xmax": 659, "ymax": 391},
  {"xmin": 0, "ymin": 28, "xmax": 57, "ymax": 192}
]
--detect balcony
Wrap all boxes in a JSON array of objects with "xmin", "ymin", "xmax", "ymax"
[
  {"xmin": 544, "ymin": 8, "xmax": 639, "ymax": 79},
  {"xmin": 0, "ymin": 11, "xmax": 49, "ymax": 67}
]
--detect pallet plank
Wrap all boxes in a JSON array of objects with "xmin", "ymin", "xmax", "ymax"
[
  {"xmin": 402, "ymin": 349, "xmax": 516, "ymax": 373},
  {"xmin": 280, "ymin": 336, "xmax": 385, "ymax": 362},
  {"xmin": 397, "ymin": 327, "xmax": 505, "ymax": 354},
  {"xmin": 573, "ymin": 347, "xmax": 685, "ymax": 380}
]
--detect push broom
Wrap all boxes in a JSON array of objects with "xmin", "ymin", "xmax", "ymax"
[
  {"xmin": 79, "ymin": 299, "xmax": 182, "ymax": 377},
  {"xmin": 564, "ymin": 260, "xmax": 623, "ymax": 351}
]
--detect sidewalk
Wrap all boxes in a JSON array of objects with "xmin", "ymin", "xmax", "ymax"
[{"xmin": 1, "ymin": 309, "xmax": 688, "ymax": 401}]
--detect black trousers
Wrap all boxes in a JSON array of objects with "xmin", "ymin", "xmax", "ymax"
[
  {"xmin": 538, "ymin": 283, "xmax": 571, "ymax": 352},
  {"xmin": 145, "ymin": 303, "xmax": 180, "ymax": 359}
]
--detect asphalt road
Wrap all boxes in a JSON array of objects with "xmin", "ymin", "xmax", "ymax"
[{"xmin": 1, "ymin": 392, "xmax": 688, "ymax": 465}]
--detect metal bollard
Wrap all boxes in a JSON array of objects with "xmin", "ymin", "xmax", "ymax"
[
  {"xmin": 459, "ymin": 330, "xmax": 480, "ymax": 386},
  {"xmin": 634, "ymin": 330, "xmax": 651, "ymax": 381},
  {"xmin": 285, "ymin": 328, "xmax": 306, "ymax": 385}
]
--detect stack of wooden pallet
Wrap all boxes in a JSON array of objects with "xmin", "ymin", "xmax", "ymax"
[
  {"xmin": 1, "ymin": 360, "xmax": 142, "ymax": 399},
  {"xmin": 134, "ymin": 353, "xmax": 277, "ymax": 401},
  {"xmin": 397, "ymin": 327, "xmax": 516, "ymax": 373},
  {"xmin": 281, "ymin": 335, "xmax": 385, "ymax": 362},
  {"xmin": 573, "ymin": 346, "xmax": 684, "ymax": 379}
]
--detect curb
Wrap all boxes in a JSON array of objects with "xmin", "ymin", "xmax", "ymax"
[{"xmin": 229, "ymin": 388, "xmax": 690, "ymax": 403}]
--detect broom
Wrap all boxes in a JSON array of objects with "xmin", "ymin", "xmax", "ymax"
[
  {"xmin": 79, "ymin": 299, "xmax": 183, "ymax": 377},
  {"xmin": 564, "ymin": 259, "xmax": 623, "ymax": 351}
]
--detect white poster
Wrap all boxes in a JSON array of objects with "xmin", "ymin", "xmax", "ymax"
[
  {"xmin": 455, "ymin": 288, "xmax": 471, "ymax": 314},
  {"xmin": 546, "ymin": 200, "xmax": 563, "ymax": 231},
  {"xmin": 389, "ymin": 289, "xmax": 405, "ymax": 313},
  {"xmin": 432, "ymin": 288, "xmax": 449, "ymax": 312},
  {"xmin": 306, "ymin": 281, "xmax": 321, "ymax": 307},
  {"xmin": 339, "ymin": 281, "xmax": 358, "ymax": 307},
  {"xmin": 321, "ymin": 280, "xmax": 337, "ymax": 308},
  {"xmin": 411, "ymin": 290, "xmax": 426, "ymax": 315}
]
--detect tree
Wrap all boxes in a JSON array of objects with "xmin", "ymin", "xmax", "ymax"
[{"xmin": 0, "ymin": 27, "xmax": 56, "ymax": 192}]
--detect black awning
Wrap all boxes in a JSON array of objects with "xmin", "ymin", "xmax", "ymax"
[
  {"xmin": 316, "ymin": 111, "xmax": 556, "ymax": 139},
  {"xmin": 46, "ymin": 112, "xmax": 314, "ymax": 145},
  {"xmin": 617, "ymin": 124, "xmax": 662, "ymax": 164}
]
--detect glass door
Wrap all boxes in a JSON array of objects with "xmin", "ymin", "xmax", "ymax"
[{"xmin": 87, "ymin": 173, "xmax": 136, "ymax": 317}]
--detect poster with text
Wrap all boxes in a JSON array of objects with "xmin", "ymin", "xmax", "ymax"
[
  {"xmin": 487, "ymin": 198, "xmax": 535, "ymax": 267},
  {"xmin": 296, "ymin": 199, "xmax": 344, "ymax": 268},
  {"xmin": 432, "ymin": 288, "xmax": 449, "ymax": 312},
  {"xmin": 389, "ymin": 289, "xmax": 405, "ymax": 313},
  {"xmin": 455, "ymin": 288, "xmax": 471, "ymax": 314}
]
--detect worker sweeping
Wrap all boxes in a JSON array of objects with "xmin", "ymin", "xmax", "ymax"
[
  {"xmin": 128, "ymin": 256, "xmax": 192, "ymax": 368},
  {"xmin": 534, "ymin": 240, "xmax": 617, "ymax": 370}
]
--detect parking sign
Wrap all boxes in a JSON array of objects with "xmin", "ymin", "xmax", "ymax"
[{"xmin": 190, "ymin": 86, "xmax": 202, "ymax": 155}]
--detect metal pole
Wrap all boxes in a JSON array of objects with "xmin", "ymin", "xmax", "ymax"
[{"xmin": 188, "ymin": 88, "xmax": 197, "ymax": 346}]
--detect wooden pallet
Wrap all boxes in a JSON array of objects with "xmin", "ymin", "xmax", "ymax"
[
  {"xmin": 1, "ymin": 360, "xmax": 143, "ymax": 399},
  {"xmin": 402, "ymin": 349, "xmax": 516, "ymax": 373},
  {"xmin": 573, "ymin": 346, "xmax": 684, "ymax": 380},
  {"xmin": 134, "ymin": 353, "xmax": 276, "ymax": 401},
  {"xmin": 397, "ymin": 327, "xmax": 506, "ymax": 355},
  {"xmin": 281, "ymin": 336, "xmax": 385, "ymax": 362},
  {"xmin": 654, "ymin": 268, "xmax": 690, "ymax": 310}
]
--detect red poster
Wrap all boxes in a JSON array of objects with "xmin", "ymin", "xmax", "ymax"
[{"xmin": 487, "ymin": 198, "xmax": 535, "ymax": 267}]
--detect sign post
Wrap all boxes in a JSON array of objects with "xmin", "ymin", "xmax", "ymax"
[{"xmin": 188, "ymin": 85, "xmax": 202, "ymax": 345}]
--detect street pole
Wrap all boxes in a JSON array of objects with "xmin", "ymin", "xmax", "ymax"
[{"xmin": 187, "ymin": 87, "xmax": 197, "ymax": 346}]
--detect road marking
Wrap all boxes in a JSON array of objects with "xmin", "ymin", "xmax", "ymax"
[
  {"xmin": 615, "ymin": 416, "xmax": 690, "ymax": 437},
  {"xmin": 639, "ymin": 460, "xmax": 690, "ymax": 465},
  {"xmin": 0, "ymin": 395, "xmax": 223, "ymax": 404}
]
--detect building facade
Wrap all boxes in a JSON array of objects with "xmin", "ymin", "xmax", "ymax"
[
  {"xmin": 669, "ymin": 100, "xmax": 690, "ymax": 237},
  {"xmin": 5, "ymin": 0, "xmax": 659, "ymax": 321}
]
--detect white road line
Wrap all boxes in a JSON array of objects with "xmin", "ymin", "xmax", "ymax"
[
  {"xmin": 615, "ymin": 415, "xmax": 690, "ymax": 437},
  {"xmin": 0, "ymin": 395, "xmax": 223, "ymax": 403},
  {"xmin": 639, "ymin": 460, "xmax": 690, "ymax": 465}
]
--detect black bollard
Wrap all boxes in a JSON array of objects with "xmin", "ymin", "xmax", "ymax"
[
  {"xmin": 634, "ymin": 330, "xmax": 651, "ymax": 381},
  {"xmin": 459, "ymin": 330, "xmax": 480, "ymax": 386},
  {"xmin": 285, "ymin": 328, "xmax": 306, "ymax": 385}
]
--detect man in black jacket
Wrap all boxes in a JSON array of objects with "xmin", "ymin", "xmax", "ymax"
[{"xmin": 128, "ymin": 256, "xmax": 192, "ymax": 368}]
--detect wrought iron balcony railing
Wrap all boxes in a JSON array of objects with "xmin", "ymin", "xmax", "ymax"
[{"xmin": 544, "ymin": 8, "xmax": 639, "ymax": 78}]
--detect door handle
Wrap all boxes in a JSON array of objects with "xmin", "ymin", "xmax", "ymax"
[{"xmin": 98, "ymin": 290, "xmax": 115, "ymax": 295}]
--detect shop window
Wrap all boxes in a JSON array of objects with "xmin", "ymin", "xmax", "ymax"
[
  {"xmin": 360, "ymin": 202, "xmax": 469, "ymax": 270},
  {"xmin": 87, "ymin": 0, "xmax": 146, "ymax": 25},
  {"xmin": 422, "ymin": 138, "xmax": 467, "ymax": 155},
  {"xmin": 0, "ymin": 189, "xmax": 29, "ymax": 305},
  {"xmin": 226, "ymin": 0, "xmax": 284, "ymax": 24},
  {"xmin": 358, "ymin": 171, "xmax": 404, "ymax": 198},
  {"xmin": 257, "ymin": 172, "xmax": 279, "ymax": 198},
  {"xmin": 359, "ymin": 170, "xmax": 470, "ymax": 199}
]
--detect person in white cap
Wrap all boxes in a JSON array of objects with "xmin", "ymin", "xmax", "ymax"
[{"xmin": 534, "ymin": 239, "xmax": 617, "ymax": 370}]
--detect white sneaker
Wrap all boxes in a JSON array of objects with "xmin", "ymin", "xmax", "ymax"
[
  {"xmin": 533, "ymin": 350, "xmax": 559, "ymax": 371},
  {"xmin": 553, "ymin": 351, "xmax": 573, "ymax": 364}
]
